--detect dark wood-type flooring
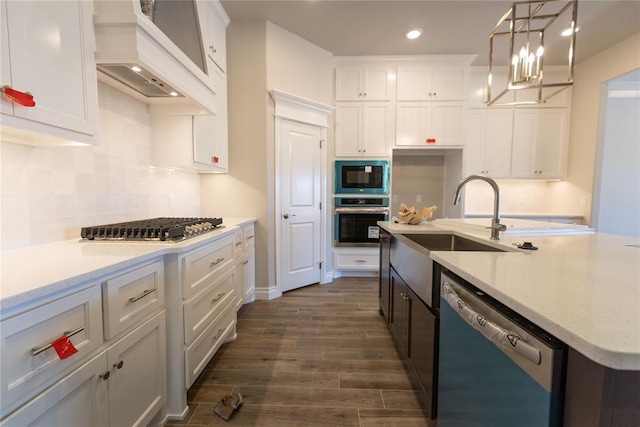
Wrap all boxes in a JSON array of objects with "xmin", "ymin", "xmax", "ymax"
[{"xmin": 166, "ymin": 277, "xmax": 435, "ymax": 426}]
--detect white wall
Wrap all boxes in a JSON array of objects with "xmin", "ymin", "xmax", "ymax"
[
  {"xmin": 200, "ymin": 21, "xmax": 333, "ymax": 297},
  {"xmin": 1, "ymin": 82, "xmax": 200, "ymax": 251},
  {"xmin": 547, "ymin": 33, "xmax": 640, "ymax": 225}
]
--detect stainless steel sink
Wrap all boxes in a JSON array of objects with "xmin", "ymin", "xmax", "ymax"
[{"xmin": 403, "ymin": 233, "xmax": 506, "ymax": 252}]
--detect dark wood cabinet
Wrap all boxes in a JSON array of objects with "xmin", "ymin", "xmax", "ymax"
[
  {"xmin": 389, "ymin": 267, "xmax": 409, "ymax": 355},
  {"xmin": 379, "ymin": 230, "xmax": 391, "ymax": 320}
]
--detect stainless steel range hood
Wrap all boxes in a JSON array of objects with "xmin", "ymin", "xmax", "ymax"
[{"xmin": 93, "ymin": 0, "xmax": 217, "ymax": 114}]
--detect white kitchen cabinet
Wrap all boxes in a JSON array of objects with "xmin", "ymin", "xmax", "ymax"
[
  {"xmin": 233, "ymin": 223, "xmax": 256, "ymax": 307},
  {"xmin": 199, "ymin": 0, "xmax": 229, "ymax": 75},
  {"xmin": 395, "ymin": 101, "xmax": 465, "ymax": 146},
  {"xmin": 106, "ymin": 311, "xmax": 166, "ymax": 427},
  {"xmin": 397, "ymin": 65, "xmax": 467, "ymax": 101},
  {"xmin": 335, "ymin": 65, "xmax": 394, "ymax": 101},
  {"xmin": 0, "ymin": 0, "xmax": 98, "ymax": 146},
  {"xmin": 333, "ymin": 247, "xmax": 379, "ymax": 272},
  {"xmin": 511, "ymin": 108, "xmax": 569, "ymax": 179},
  {"xmin": 465, "ymin": 108, "xmax": 513, "ymax": 178},
  {"xmin": 0, "ymin": 353, "xmax": 109, "ymax": 427},
  {"xmin": 335, "ymin": 102, "xmax": 393, "ymax": 157},
  {"xmin": 151, "ymin": 113, "xmax": 228, "ymax": 173}
]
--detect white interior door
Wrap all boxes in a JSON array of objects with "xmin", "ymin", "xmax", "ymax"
[{"xmin": 280, "ymin": 120, "xmax": 322, "ymax": 293}]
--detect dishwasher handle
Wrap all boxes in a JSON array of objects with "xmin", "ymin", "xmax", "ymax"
[{"xmin": 441, "ymin": 282, "xmax": 542, "ymax": 365}]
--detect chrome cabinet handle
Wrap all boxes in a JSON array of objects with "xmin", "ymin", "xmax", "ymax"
[
  {"xmin": 113, "ymin": 360, "xmax": 124, "ymax": 369},
  {"xmin": 246, "ymin": 235, "xmax": 254, "ymax": 240},
  {"xmin": 100, "ymin": 371, "xmax": 110, "ymax": 380},
  {"xmin": 242, "ymin": 260, "xmax": 249, "ymax": 266},
  {"xmin": 211, "ymin": 292, "xmax": 226, "ymax": 303},
  {"xmin": 129, "ymin": 288, "xmax": 156, "ymax": 303},
  {"xmin": 212, "ymin": 328, "xmax": 224, "ymax": 342},
  {"xmin": 210, "ymin": 258, "xmax": 224, "ymax": 267},
  {"xmin": 235, "ymin": 242, "xmax": 243, "ymax": 247},
  {"xmin": 355, "ymin": 259, "xmax": 367, "ymax": 263},
  {"xmin": 31, "ymin": 327, "xmax": 85, "ymax": 356}
]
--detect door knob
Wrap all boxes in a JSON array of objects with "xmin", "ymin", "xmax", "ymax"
[{"xmin": 283, "ymin": 213, "xmax": 289, "ymax": 219}]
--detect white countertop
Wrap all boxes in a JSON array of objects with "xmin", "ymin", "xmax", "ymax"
[
  {"xmin": 379, "ymin": 220, "xmax": 640, "ymax": 370},
  {"xmin": 0, "ymin": 217, "xmax": 256, "ymax": 312}
]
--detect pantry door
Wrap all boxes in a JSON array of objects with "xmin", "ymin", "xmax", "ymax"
[{"xmin": 279, "ymin": 119, "xmax": 322, "ymax": 293}]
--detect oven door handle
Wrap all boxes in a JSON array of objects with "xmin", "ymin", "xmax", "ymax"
[{"xmin": 335, "ymin": 207, "xmax": 389, "ymax": 214}]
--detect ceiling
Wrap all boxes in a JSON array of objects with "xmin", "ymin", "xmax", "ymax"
[{"xmin": 220, "ymin": 0, "xmax": 640, "ymax": 66}]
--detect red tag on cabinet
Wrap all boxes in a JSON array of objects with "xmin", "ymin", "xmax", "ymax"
[
  {"xmin": 213, "ymin": 156, "xmax": 219, "ymax": 164},
  {"xmin": 426, "ymin": 138, "xmax": 436, "ymax": 144},
  {"xmin": 51, "ymin": 335, "xmax": 78, "ymax": 360},
  {"xmin": 1, "ymin": 86, "xmax": 36, "ymax": 107}
]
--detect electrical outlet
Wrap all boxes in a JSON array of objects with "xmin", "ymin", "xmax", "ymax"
[
  {"xmin": 416, "ymin": 194, "xmax": 422, "ymax": 203},
  {"xmin": 579, "ymin": 195, "xmax": 587, "ymax": 206},
  {"xmin": 169, "ymin": 194, "xmax": 176, "ymax": 209},
  {"xmin": 392, "ymin": 194, "xmax": 398, "ymax": 203}
]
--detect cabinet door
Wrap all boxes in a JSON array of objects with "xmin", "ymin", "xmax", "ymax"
[
  {"xmin": 430, "ymin": 102, "xmax": 465, "ymax": 145},
  {"xmin": 379, "ymin": 231, "xmax": 391, "ymax": 321},
  {"xmin": 362, "ymin": 102, "xmax": 392, "ymax": 156},
  {"xmin": 241, "ymin": 248, "xmax": 256, "ymax": 304},
  {"xmin": 397, "ymin": 66, "xmax": 432, "ymax": 101},
  {"xmin": 512, "ymin": 108, "xmax": 567, "ymax": 179},
  {"xmin": 431, "ymin": 66, "xmax": 467, "ymax": 100},
  {"xmin": 406, "ymin": 287, "xmax": 437, "ymax": 416},
  {"xmin": 0, "ymin": 1, "xmax": 11, "ymax": 115},
  {"xmin": 335, "ymin": 103, "xmax": 362, "ymax": 156},
  {"xmin": 203, "ymin": 0, "xmax": 228, "ymax": 74},
  {"xmin": 396, "ymin": 103, "xmax": 430, "ymax": 146},
  {"xmin": 0, "ymin": 353, "xmax": 108, "ymax": 427},
  {"xmin": 193, "ymin": 115, "xmax": 215, "ymax": 167},
  {"xmin": 389, "ymin": 268, "xmax": 408, "ymax": 356},
  {"xmin": 466, "ymin": 109, "xmax": 512, "ymax": 177},
  {"xmin": 335, "ymin": 66, "xmax": 362, "ymax": 101},
  {"xmin": 107, "ymin": 312, "xmax": 166, "ymax": 427},
  {"xmin": 362, "ymin": 66, "xmax": 392, "ymax": 100},
  {"xmin": 2, "ymin": 0, "xmax": 97, "ymax": 136}
]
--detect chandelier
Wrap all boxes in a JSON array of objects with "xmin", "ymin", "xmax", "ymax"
[{"xmin": 487, "ymin": 0, "xmax": 578, "ymax": 106}]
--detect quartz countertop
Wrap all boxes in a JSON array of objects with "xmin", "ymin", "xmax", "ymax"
[
  {"xmin": 0, "ymin": 217, "xmax": 256, "ymax": 312},
  {"xmin": 379, "ymin": 220, "xmax": 640, "ymax": 370}
]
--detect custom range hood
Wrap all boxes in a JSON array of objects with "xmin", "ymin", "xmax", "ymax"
[{"xmin": 93, "ymin": 0, "xmax": 218, "ymax": 114}]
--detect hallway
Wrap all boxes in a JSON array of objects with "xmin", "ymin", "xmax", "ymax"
[{"xmin": 166, "ymin": 277, "xmax": 433, "ymax": 426}]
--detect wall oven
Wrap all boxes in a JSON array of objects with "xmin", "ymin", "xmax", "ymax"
[
  {"xmin": 334, "ymin": 197, "xmax": 389, "ymax": 245},
  {"xmin": 335, "ymin": 160, "xmax": 390, "ymax": 195}
]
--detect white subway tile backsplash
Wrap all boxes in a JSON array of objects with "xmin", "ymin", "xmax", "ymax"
[{"xmin": 1, "ymin": 82, "xmax": 201, "ymax": 250}]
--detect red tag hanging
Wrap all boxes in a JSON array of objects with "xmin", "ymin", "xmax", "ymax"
[
  {"xmin": 1, "ymin": 86, "xmax": 36, "ymax": 107},
  {"xmin": 51, "ymin": 335, "xmax": 78, "ymax": 360}
]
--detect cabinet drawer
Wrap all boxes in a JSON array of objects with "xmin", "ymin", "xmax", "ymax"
[
  {"xmin": 243, "ymin": 224, "xmax": 255, "ymax": 250},
  {"xmin": 333, "ymin": 252, "xmax": 379, "ymax": 270},
  {"xmin": 102, "ymin": 260, "xmax": 164, "ymax": 340},
  {"xmin": 182, "ymin": 236, "xmax": 234, "ymax": 300},
  {"xmin": 184, "ymin": 301, "xmax": 236, "ymax": 388},
  {"xmin": 0, "ymin": 285, "xmax": 103, "ymax": 416},
  {"xmin": 183, "ymin": 268, "xmax": 236, "ymax": 344}
]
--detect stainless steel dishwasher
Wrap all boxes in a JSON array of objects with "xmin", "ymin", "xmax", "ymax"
[{"xmin": 438, "ymin": 272, "xmax": 567, "ymax": 427}]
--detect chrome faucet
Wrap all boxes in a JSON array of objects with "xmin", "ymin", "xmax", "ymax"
[{"xmin": 452, "ymin": 174, "xmax": 506, "ymax": 241}]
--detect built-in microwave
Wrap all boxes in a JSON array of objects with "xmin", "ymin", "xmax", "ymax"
[{"xmin": 334, "ymin": 160, "xmax": 390, "ymax": 194}]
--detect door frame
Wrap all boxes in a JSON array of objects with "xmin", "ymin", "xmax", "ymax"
[{"xmin": 270, "ymin": 90, "xmax": 334, "ymax": 299}]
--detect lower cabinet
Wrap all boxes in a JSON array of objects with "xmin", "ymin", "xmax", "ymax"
[
  {"xmin": 389, "ymin": 267, "xmax": 409, "ymax": 355},
  {"xmin": 379, "ymin": 230, "xmax": 391, "ymax": 319}
]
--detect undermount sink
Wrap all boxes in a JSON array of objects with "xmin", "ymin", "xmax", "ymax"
[{"xmin": 402, "ymin": 233, "xmax": 506, "ymax": 252}]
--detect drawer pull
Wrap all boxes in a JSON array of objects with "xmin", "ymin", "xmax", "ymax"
[
  {"xmin": 235, "ymin": 242, "xmax": 243, "ymax": 247},
  {"xmin": 113, "ymin": 360, "xmax": 124, "ymax": 370},
  {"xmin": 129, "ymin": 288, "xmax": 156, "ymax": 303},
  {"xmin": 242, "ymin": 260, "xmax": 249, "ymax": 266},
  {"xmin": 100, "ymin": 371, "xmax": 110, "ymax": 380},
  {"xmin": 355, "ymin": 259, "xmax": 367, "ymax": 263},
  {"xmin": 210, "ymin": 258, "xmax": 225, "ymax": 267},
  {"xmin": 212, "ymin": 328, "xmax": 224, "ymax": 342},
  {"xmin": 211, "ymin": 292, "xmax": 226, "ymax": 303},
  {"xmin": 31, "ymin": 327, "xmax": 85, "ymax": 356},
  {"xmin": 246, "ymin": 235, "xmax": 254, "ymax": 240}
]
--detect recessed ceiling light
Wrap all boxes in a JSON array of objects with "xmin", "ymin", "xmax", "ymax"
[
  {"xmin": 131, "ymin": 65, "xmax": 142, "ymax": 73},
  {"xmin": 405, "ymin": 29, "xmax": 423, "ymax": 40},
  {"xmin": 561, "ymin": 27, "xmax": 580, "ymax": 37}
]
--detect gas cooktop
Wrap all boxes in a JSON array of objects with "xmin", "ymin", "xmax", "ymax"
[{"xmin": 80, "ymin": 217, "xmax": 223, "ymax": 242}]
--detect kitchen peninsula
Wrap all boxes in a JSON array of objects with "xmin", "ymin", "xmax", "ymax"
[{"xmin": 379, "ymin": 219, "xmax": 640, "ymax": 426}]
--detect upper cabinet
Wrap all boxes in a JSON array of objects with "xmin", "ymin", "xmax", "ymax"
[
  {"xmin": 335, "ymin": 65, "xmax": 394, "ymax": 101},
  {"xmin": 200, "ymin": 0, "xmax": 229, "ymax": 76},
  {"xmin": 334, "ymin": 102, "xmax": 394, "ymax": 157},
  {"xmin": 397, "ymin": 66, "xmax": 467, "ymax": 101},
  {"xmin": 0, "ymin": 0, "xmax": 99, "ymax": 146},
  {"xmin": 465, "ymin": 108, "xmax": 513, "ymax": 178},
  {"xmin": 395, "ymin": 102, "xmax": 466, "ymax": 146}
]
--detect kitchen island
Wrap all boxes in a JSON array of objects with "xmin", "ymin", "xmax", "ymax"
[{"xmin": 379, "ymin": 219, "xmax": 640, "ymax": 426}]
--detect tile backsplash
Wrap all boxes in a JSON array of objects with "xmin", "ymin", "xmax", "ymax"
[{"xmin": 1, "ymin": 82, "xmax": 201, "ymax": 251}]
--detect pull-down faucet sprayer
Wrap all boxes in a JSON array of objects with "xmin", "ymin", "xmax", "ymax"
[{"xmin": 452, "ymin": 174, "xmax": 506, "ymax": 241}]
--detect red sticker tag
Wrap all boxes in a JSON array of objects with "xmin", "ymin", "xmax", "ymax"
[{"xmin": 51, "ymin": 335, "xmax": 78, "ymax": 360}]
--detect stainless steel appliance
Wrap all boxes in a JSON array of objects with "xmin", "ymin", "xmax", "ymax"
[
  {"xmin": 334, "ymin": 197, "xmax": 389, "ymax": 245},
  {"xmin": 80, "ymin": 217, "xmax": 223, "ymax": 242},
  {"xmin": 334, "ymin": 160, "xmax": 390, "ymax": 195},
  {"xmin": 438, "ymin": 271, "xmax": 566, "ymax": 426}
]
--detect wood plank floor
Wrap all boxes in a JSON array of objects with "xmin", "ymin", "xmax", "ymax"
[{"xmin": 166, "ymin": 277, "xmax": 435, "ymax": 426}]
